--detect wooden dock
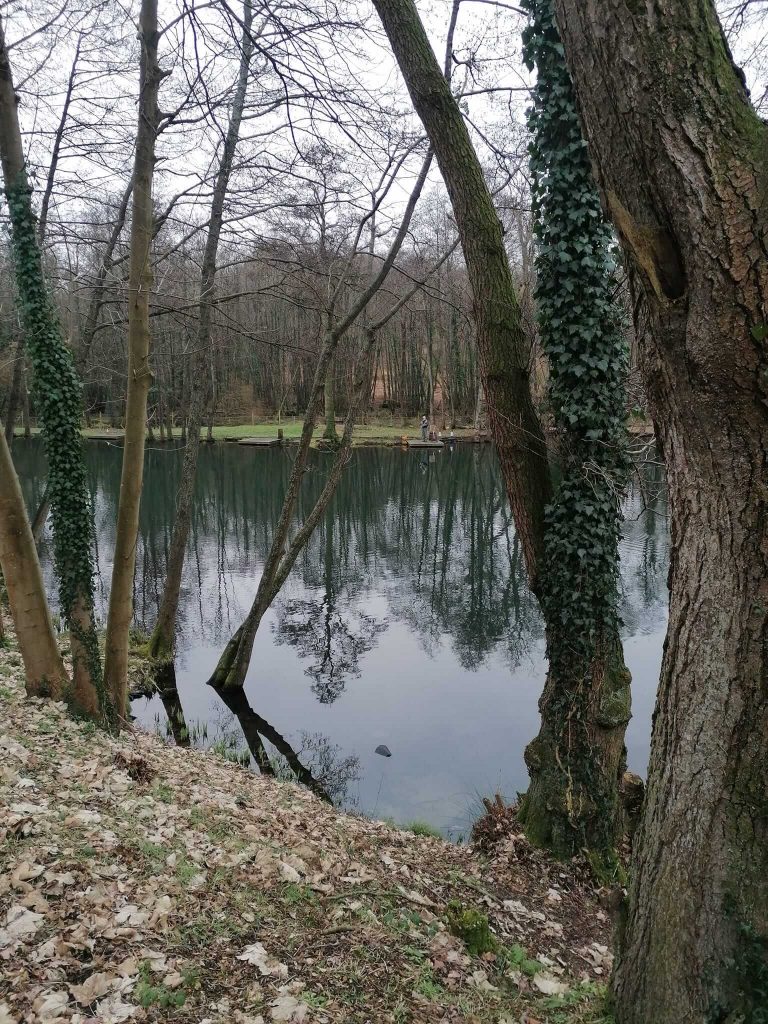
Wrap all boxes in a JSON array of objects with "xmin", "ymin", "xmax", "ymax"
[{"xmin": 406, "ymin": 439, "xmax": 444, "ymax": 449}]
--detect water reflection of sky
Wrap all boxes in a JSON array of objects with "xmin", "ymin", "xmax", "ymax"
[{"xmin": 15, "ymin": 440, "xmax": 669, "ymax": 838}]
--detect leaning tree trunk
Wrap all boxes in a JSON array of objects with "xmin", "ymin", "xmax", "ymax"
[
  {"xmin": 0, "ymin": 427, "xmax": 67, "ymax": 696},
  {"xmin": 103, "ymin": 0, "xmax": 164, "ymax": 721},
  {"xmin": 148, "ymin": 0, "xmax": 253, "ymax": 662},
  {"xmin": 552, "ymin": 1, "xmax": 768, "ymax": 1020},
  {"xmin": 373, "ymin": 0, "xmax": 631, "ymax": 861}
]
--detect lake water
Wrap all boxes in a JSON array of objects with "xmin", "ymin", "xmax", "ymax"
[{"xmin": 15, "ymin": 438, "xmax": 669, "ymax": 838}]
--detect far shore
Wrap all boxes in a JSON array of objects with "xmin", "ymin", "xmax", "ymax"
[{"xmin": 13, "ymin": 415, "xmax": 655, "ymax": 448}]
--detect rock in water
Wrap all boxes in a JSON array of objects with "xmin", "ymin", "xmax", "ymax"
[{"xmin": 375, "ymin": 744, "xmax": 392, "ymax": 758}]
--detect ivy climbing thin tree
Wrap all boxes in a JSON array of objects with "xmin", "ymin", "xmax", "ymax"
[
  {"xmin": 517, "ymin": 0, "xmax": 631, "ymax": 865},
  {"xmin": 0, "ymin": 13, "xmax": 106, "ymax": 720}
]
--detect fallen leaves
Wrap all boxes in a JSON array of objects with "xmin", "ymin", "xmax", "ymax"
[
  {"xmin": 269, "ymin": 992, "xmax": 308, "ymax": 1022},
  {"xmin": 69, "ymin": 970, "xmax": 120, "ymax": 1005},
  {"xmin": 531, "ymin": 971, "xmax": 569, "ymax": 996},
  {"xmin": 0, "ymin": 638, "xmax": 612, "ymax": 1024},
  {"xmin": 237, "ymin": 942, "xmax": 290, "ymax": 978},
  {"xmin": 0, "ymin": 905, "xmax": 44, "ymax": 947}
]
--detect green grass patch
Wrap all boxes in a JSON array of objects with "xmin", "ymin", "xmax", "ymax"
[
  {"xmin": 135, "ymin": 961, "xmax": 199, "ymax": 1009},
  {"xmin": 152, "ymin": 782, "xmax": 175, "ymax": 804},
  {"xmin": 403, "ymin": 820, "xmax": 443, "ymax": 838},
  {"xmin": 542, "ymin": 982, "xmax": 614, "ymax": 1023},
  {"xmin": 415, "ymin": 967, "xmax": 445, "ymax": 1000}
]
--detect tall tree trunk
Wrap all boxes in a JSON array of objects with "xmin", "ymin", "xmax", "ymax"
[
  {"xmin": 552, "ymin": 1, "xmax": 768, "ymax": 1020},
  {"xmin": 322, "ymin": 357, "xmax": 338, "ymax": 442},
  {"xmin": 148, "ymin": 0, "xmax": 253, "ymax": 662},
  {"xmin": 0, "ymin": 13, "xmax": 103, "ymax": 718},
  {"xmin": 103, "ymin": 0, "xmax": 164, "ymax": 721},
  {"xmin": 0, "ymin": 427, "xmax": 67, "ymax": 696},
  {"xmin": 374, "ymin": 0, "xmax": 631, "ymax": 861},
  {"xmin": 515, "ymin": 0, "xmax": 632, "ymax": 867}
]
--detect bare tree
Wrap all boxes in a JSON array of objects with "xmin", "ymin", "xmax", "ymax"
[{"xmin": 103, "ymin": 0, "xmax": 167, "ymax": 721}]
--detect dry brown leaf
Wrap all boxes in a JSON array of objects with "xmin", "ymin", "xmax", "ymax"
[
  {"xmin": 269, "ymin": 994, "xmax": 308, "ymax": 1022},
  {"xmin": 0, "ymin": 905, "xmax": 44, "ymax": 946},
  {"xmin": 237, "ymin": 942, "xmax": 289, "ymax": 978}
]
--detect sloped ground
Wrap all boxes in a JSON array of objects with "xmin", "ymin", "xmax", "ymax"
[{"xmin": 0, "ymin": 640, "xmax": 614, "ymax": 1024}]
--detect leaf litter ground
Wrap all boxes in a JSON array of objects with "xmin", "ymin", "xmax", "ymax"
[{"xmin": 0, "ymin": 639, "xmax": 614, "ymax": 1024}]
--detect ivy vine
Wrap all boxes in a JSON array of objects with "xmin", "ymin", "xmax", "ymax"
[
  {"xmin": 521, "ymin": 0, "xmax": 630, "ymax": 854},
  {"xmin": 5, "ymin": 175, "xmax": 107, "ymax": 719}
]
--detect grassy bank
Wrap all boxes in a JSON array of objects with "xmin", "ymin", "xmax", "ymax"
[
  {"xmin": 0, "ymin": 636, "xmax": 614, "ymax": 1024},
  {"xmin": 14, "ymin": 418, "xmax": 482, "ymax": 448}
]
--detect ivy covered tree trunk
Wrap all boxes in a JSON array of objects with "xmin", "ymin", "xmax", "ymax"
[
  {"xmin": 516, "ymin": 1, "xmax": 631, "ymax": 866},
  {"xmin": 551, "ymin": 1, "xmax": 768, "ymax": 1020},
  {"xmin": 0, "ymin": 13, "xmax": 104, "ymax": 718},
  {"xmin": 148, "ymin": 0, "xmax": 253, "ymax": 663},
  {"xmin": 373, "ymin": 0, "xmax": 630, "ymax": 862},
  {"xmin": 103, "ymin": 0, "xmax": 164, "ymax": 719}
]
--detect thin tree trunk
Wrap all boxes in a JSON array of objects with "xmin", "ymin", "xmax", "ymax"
[
  {"xmin": 31, "ymin": 481, "xmax": 50, "ymax": 547},
  {"xmin": 148, "ymin": 0, "xmax": 253, "ymax": 662},
  {"xmin": 103, "ymin": 0, "xmax": 164, "ymax": 720},
  {"xmin": 552, "ymin": 1, "xmax": 768, "ymax": 1019},
  {"xmin": 322, "ymin": 358, "xmax": 338, "ymax": 442},
  {"xmin": 77, "ymin": 176, "xmax": 133, "ymax": 376},
  {"xmin": 37, "ymin": 35, "xmax": 82, "ymax": 247},
  {"xmin": 0, "ymin": 426, "xmax": 66, "ymax": 695}
]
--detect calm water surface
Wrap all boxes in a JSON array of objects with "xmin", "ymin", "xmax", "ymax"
[{"xmin": 16, "ymin": 439, "xmax": 669, "ymax": 838}]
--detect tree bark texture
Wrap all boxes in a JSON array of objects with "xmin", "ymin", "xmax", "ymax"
[
  {"xmin": 552, "ymin": 2, "xmax": 768, "ymax": 1020},
  {"xmin": 148, "ymin": 0, "xmax": 253, "ymax": 662},
  {"xmin": 103, "ymin": 0, "xmax": 164, "ymax": 721}
]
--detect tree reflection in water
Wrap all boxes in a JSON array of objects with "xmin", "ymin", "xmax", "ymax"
[{"xmin": 16, "ymin": 440, "xmax": 668, "ymax": 820}]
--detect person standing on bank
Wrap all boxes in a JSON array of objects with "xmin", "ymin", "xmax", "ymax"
[{"xmin": 420, "ymin": 414, "xmax": 429, "ymax": 441}]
